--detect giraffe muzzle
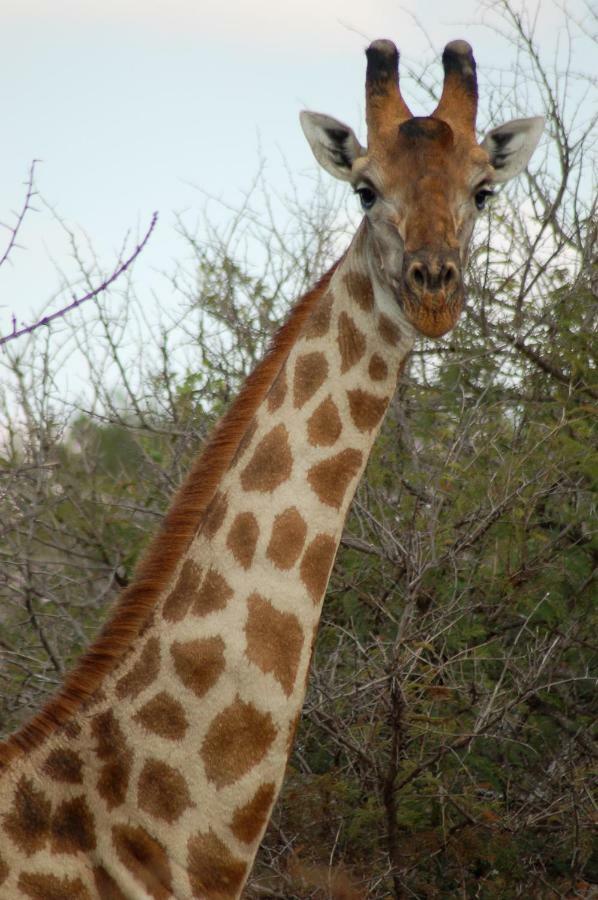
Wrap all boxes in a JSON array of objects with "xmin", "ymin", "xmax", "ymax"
[{"xmin": 400, "ymin": 249, "xmax": 464, "ymax": 337}]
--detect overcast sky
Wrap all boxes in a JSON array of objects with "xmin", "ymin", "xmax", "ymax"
[{"xmin": 0, "ymin": 0, "xmax": 594, "ymax": 345}]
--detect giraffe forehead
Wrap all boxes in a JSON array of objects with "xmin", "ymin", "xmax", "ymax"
[
  {"xmin": 356, "ymin": 118, "xmax": 487, "ymax": 194},
  {"xmin": 399, "ymin": 116, "xmax": 454, "ymax": 145}
]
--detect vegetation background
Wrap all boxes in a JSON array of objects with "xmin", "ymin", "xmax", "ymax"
[{"xmin": 0, "ymin": 3, "xmax": 595, "ymax": 897}]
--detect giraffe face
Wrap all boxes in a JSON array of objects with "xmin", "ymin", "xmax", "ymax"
[
  {"xmin": 301, "ymin": 40, "xmax": 544, "ymax": 339},
  {"xmin": 348, "ymin": 116, "xmax": 491, "ymax": 337}
]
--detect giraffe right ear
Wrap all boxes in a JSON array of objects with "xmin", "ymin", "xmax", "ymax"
[{"xmin": 300, "ymin": 111, "xmax": 365, "ymax": 181}]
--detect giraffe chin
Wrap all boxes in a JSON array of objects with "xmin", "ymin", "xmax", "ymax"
[{"xmin": 401, "ymin": 292, "xmax": 463, "ymax": 339}]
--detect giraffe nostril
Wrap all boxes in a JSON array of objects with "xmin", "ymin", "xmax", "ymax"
[
  {"xmin": 442, "ymin": 262, "xmax": 459, "ymax": 290},
  {"xmin": 408, "ymin": 262, "xmax": 427, "ymax": 293}
]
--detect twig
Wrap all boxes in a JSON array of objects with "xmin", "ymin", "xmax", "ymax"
[
  {"xmin": 0, "ymin": 211, "xmax": 158, "ymax": 348},
  {"xmin": 0, "ymin": 160, "xmax": 38, "ymax": 269}
]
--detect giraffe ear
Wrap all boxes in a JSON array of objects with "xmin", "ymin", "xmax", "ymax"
[
  {"xmin": 481, "ymin": 116, "xmax": 544, "ymax": 183},
  {"xmin": 300, "ymin": 111, "xmax": 365, "ymax": 181}
]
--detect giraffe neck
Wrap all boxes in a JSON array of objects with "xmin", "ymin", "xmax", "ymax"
[{"xmin": 0, "ymin": 230, "xmax": 415, "ymax": 899}]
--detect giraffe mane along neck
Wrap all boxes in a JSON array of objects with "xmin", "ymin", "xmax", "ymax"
[{"xmin": 0, "ymin": 263, "xmax": 339, "ymax": 769}]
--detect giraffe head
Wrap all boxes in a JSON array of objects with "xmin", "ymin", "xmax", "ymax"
[{"xmin": 301, "ymin": 39, "xmax": 544, "ymax": 338}]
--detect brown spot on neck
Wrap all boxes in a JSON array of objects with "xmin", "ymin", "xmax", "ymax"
[
  {"xmin": 91, "ymin": 709, "xmax": 126, "ymax": 759},
  {"xmin": 368, "ymin": 353, "xmax": 388, "ymax": 381},
  {"xmin": 201, "ymin": 697, "xmax": 277, "ymax": 788},
  {"xmin": 307, "ymin": 448, "xmax": 363, "ymax": 509},
  {"xmin": 51, "ymin": 796, "xmax": 96, "ymax": 854},
  {"xmin": 3, "ymin": 776, "xmax": 51, "ymax": 856},
  {"xmin": 42, "ymin": 748, "xmax": 83, "ymax": 784},
  {"xmin": 112, "ymin": 824, "xmax": 172, "ymax": 900},
  {"xmin": 343, "ymin": 271, "xmax": 374, "ymax": 312},
  {"xmin": 300, "ymin": 534, "xmax": 338, "ymax": 603},
  {"xmin": 230, "ymin": 782, "xmax": 276, "ymax": 844},
  {"xmin": 93, "ymin": 867, "xmax": 128, "ymax": 900},
  {"xmin": 137, "ymin": 759, "xmax": 193, "ymax": 823},
  {"xmin": 133, "ymin": 691, "xmax": 189, "ymax": 740},
  {"xmin": 97, "ymin": 756, "xmax": 132, "ymax": 810},
  {"xmin": 337, "ymin": 311, "xmax": 366, "ymax": 373},
  {"xmin": 171, "ymin": 636, "xmax": 226, "ymax": 698},
  {"xmin": 241, "ymin": 424, "xmax": 293, "ymax": 493},
  {"xmin": 347, "ymin": 388, "xmax": 389, "ymax": 432},
  {"xmin": 378, "ymin": 313, "xmax": 402, "ymax": 345},
  {"xmin": 226, "ymin": 512, "xmax": 260, "ymax": 569},
  {"xmin": 245, "ymin": 593, "xmax": 304, "ymax": 695},
  {"xmin": 187, "ymin": 830, "xmax": 248, "ymax": 899},
  {"xmin": 293, "ymin": 351, "xmax": 329, "ymax": 408},
  {"xmin": 91, "ymin": 710, "xmax": 133, "ymax": 810},
  {"xmin": 266, "ymin": 506, "xmax": 308, "ymax": 570},
  {"xmin": 18, "ymin": 872, "xmax": 91, "ymax": 900},
  {"xmin": 307, "ymin": 396, "xmax": 342, "ymax": 447},
  {"xmin": 192, "ymin": 567, "xmax": 233, "ymax": 617},
  {"xmin": 303, "ymin": 290, "xmax": 333, "ymax": 339}
]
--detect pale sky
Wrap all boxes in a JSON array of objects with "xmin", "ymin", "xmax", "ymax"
[{"xmin": 0, "ymin": 0, "xmax": 594, "ymax": 348}]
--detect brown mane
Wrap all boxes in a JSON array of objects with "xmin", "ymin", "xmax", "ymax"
[{"xmin": 0, "ymin": 263, "xmax": 339, "ymax": 768}]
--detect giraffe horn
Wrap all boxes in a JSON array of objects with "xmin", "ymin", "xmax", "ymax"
[
  {"xmin": 365, "ymin": 39, "xmax": 412, "ymax": 144},
  {"xmin": 433, "ymin": 40, "xmax": 478, "ymax": 133}
]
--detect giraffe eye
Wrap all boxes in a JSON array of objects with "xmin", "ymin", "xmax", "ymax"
[
  {"xmin": 356, "ymin": 186, "xmax": 377, "ymax": 210},
  {"xmin": 475, "ymin": 188, "xmax": 494, "ymax": 211}
]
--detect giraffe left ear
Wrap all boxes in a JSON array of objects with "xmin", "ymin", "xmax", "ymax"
[
  {"xmin": 481, "ymin": 116, "xmax": 544, "ymax": 183},
  {"xmin": 300, "ymin": 111, "xmax": 365, "ymax": 181}
]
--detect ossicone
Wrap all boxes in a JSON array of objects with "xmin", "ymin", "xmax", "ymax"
[
  {"xmin": 365, "ymin": 38, "xmax": 412, "ymax": 145},
  {"xmin": 433, "ymin": 39, "xmax": 478, "ymax": 133}
]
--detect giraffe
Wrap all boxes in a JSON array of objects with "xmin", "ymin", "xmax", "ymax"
[{"xmin": 0, "ymin": 39, "xmax": 543, "ymax": 899}]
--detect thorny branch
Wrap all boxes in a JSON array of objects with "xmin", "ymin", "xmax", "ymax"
[
  {"xmin": 0, "ymin": 160, "xmax": 39, "ymax": 270},
  {"xmin": 0, "ymin": 211, "xmax": 158, "ymax": 348}
]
